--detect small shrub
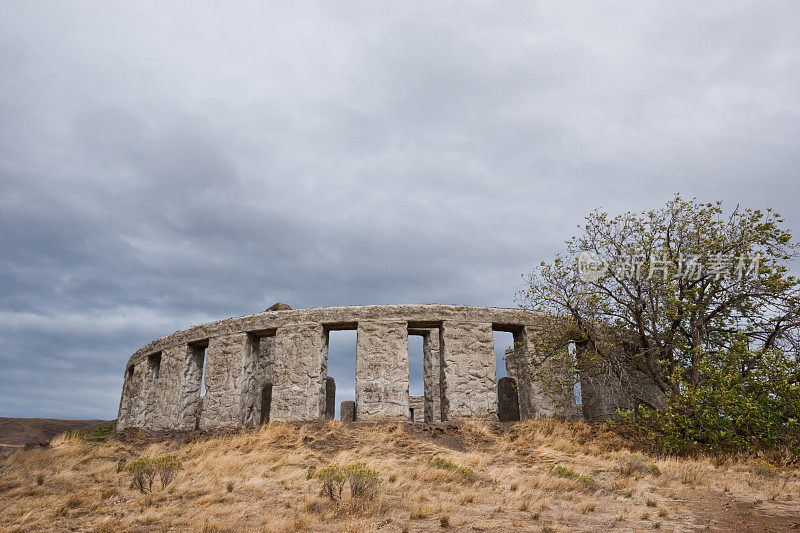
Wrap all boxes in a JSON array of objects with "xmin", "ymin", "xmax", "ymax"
[
  {"xmin": 36, "ymin": 474, "xmax": 44, "ymax": 486},
  {"xmin": 750, "ymin": 459, "xmax": 779, "ymax": 478},
  {"xmin": 679, "ymin": 468, "xmax": 702, "ymax": 486},
  {"xmin": 64, "ymin": 429, "xmax": 87, "ymax": 441},
  {"xmin": 646, "ymin": 499, "xmax": 657, "ymax": 507},
  {"xmin": 305, "ymin": 465, "xmax": 316, "ymax": 480},
  {"xmin": 618, "ymin": 456, "xmax": 646, "ymax": 477},
  {"xmin": 154, "ymin": 455, "xmax": 182, "ymax": 489},
  {"xmin": 618, "ymin": 456, "xmax": 661, "ymax": 478},
  {"xmin": 313, "ymin": 462, "xmax": 380, "ymax": 502},
  {"xmin": 439, "ymin": 514, "xmax": 450, "ymax": 528},
  {"xmin": 226, "ymin": 481, "xmax": 234, "ymax": 493},
  {"xmin": 345, "ymin": 462, "xmax": 379, "ymax": 498},
  {"xmin": 125, "ymin": 454, "xmax": 182, "ymax": 494},
  {"xmin": 551, "ymin": 465, "xmax": 595, "ymax": 488},
  {"xmin": 87, "ymin": 423, "xmax": 115, "ymax": 442},
  {"xmin": 126, "ymin": 457, "xmax": 157, "ymax": 494},
  {"xmin": 315, "ymin": 464, "xmax": 347, "ymax": 502},
  {"xmin": 428, "ymin": 456, "xmax": 474, "ymax": 478}
]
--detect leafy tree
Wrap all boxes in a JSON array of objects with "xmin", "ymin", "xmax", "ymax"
[{"xmin": 516, "ymin": 195, "xmax": 800, "ymax": 455}]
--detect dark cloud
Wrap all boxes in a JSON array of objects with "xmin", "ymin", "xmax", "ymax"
[{"xmin": 1, "ymin": 2, "xmax": 799, "ymax": 418}]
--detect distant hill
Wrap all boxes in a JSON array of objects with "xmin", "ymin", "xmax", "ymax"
[{"xmin": 0, "ymin": 417, "xmax": 111, "ymax": 447}]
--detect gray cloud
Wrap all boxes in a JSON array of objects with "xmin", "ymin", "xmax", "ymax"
[{"xmin": 1, "ymin": 1, "xmax": 799, "ymax": 418}]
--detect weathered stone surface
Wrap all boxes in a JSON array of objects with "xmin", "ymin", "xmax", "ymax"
[
  {"xmin": 152, "ymin": 345, "xmax": 186, "ymax": 429},
  {"xmin": 175, "ymin": 344, "xmax": 204, "ymax": 430},
  {"xmin": 117, "ymin": 363, "xmax": 142, "ymax": 430},
  {"xmin": 116, "ymin": 304, "xmax": 646, "ymax": 429},
  {"xmin": 340, "ymin": 400, "xmax": 355, "ymax": 422},
  {"xmin": 417, "ymin": 329, "xmax": 441, "ymax": 423},
  {"xmin": 270, "ymin": 323, "xmax": 325, "ymax": 421},
  {"xmin": 497, "ymin": 377, "xmax": 520, "ymax": 422},
  {"xmin": 408, "ymin": 395, "xmax": 424, "ymax": 422},
  {"xmin": 325, "ymin": 377, "xmax": 336, "ymax": 420},
  {"xmin": 439, "ymin": 321, "xmax": 497, "ymax": 421},
  {"xmin": 266, "ymin": 302, "xmax": 293, "ymax": 311},
  {"xmin": 580, "ymin": 362, "xmax": 666, "ymax": 421},
  {"xmin": 200, "ymin": 333, "xmax": 251, "ymax": 429},
  {"xmin": 356, "ymin": 320, "xmax": 409, "ymax": 421}
]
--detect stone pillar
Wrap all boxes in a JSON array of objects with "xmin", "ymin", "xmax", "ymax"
[
  {"xmin": 152, "ymin": 345, "xmax": 186, "ymax": 429},
  {"xmin": 356, "ymin": 320, "xmax": 409, "ymax": 421},
  {"xmin": 422, "ymin": 329, "xmax": 442, "ymax": 423},
  {"xmin": 175, "ymin": 343, "xmax": 205, "ymax": 430},
  {"xmin": 117, "ymin": 362, "xmax": 143, "ymax": 429},
  {"xmin": 340, "ymin": 401, "xmax": 356, "ymax": 422},
  {"xmin": 270, "ymin": 323, "xmax": 326, "ymax": 421},
  {"xmin": 199, "ymin": 333, "xmax": 252, "ymax": 429},
  {"xmin": 325, "ymin": 377, "xmax": 336, "ymax": 420},
  {"xmin": 497, "ymin": 377, "xmax": 520, "ymax": 422},
  {"xmin": 139, "ymin": 353, "xmax": 162, "ymax": 428},
  {"xmin": 439, "ymin": 321, "xmax": 497, "ymax": 421}
]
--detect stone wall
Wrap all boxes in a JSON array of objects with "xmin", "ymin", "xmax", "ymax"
[
  {"xmin": 356, "ymin": 320, "xmax": 409, "ymax": 421},
  {"xmin": 116, "ymin": 304, "xmax": 630, "ymax": 430}
]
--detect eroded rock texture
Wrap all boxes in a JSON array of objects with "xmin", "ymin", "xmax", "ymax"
[
  {"xmin": 356, "ymin": 320, "xmax": 409, "ymax": 421},
  {"xmin": 116, "ymin": 304, "xmax": 640, "ymax": 430}
]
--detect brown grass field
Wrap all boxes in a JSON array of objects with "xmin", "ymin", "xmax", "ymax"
[{"xmin": 1, "ymin": 419, "xmax": 798, "ymax": 532}]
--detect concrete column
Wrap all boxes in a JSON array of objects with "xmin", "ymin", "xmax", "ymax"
[
  {"xmin": 117, "ymin": 362, "xmax": 143, "ymax": 429},
  {"xmin": 199, "ymin": 333, "xmax": 252, "ymax": 429},
  {"xmin": 139, "ymin": 353, "xmax": 162, "ymax": 428},
  {"xmin": 152, "ymin": 345, "xmax": 185, "ymax": 429},
  {"xmin": 439, "ymin": 321, "xmax": 497, "ymax": 421},
  {"xmin": 270, "ymin": 323, "xmax": 326, "ymax": 421},
  {"xmin": 421, "ymin": 329, "xmax": 441, "ymax": 423},
  {"xmin": 356, "ymin": 320, "xmax": 409, "ymax": 421},
  {"xmin": 175, "ymin": 344, "xmax": 204, "ymax": 430}
]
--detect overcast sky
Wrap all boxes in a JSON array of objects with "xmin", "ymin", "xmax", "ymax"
[{"xmin": 1, "ymin": 2, "xmax": 799, "ymax": 419}]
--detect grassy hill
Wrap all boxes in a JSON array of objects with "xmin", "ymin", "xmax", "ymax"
[
  {"xmin": 0, "ymin": 419, "xmax": 798, "ymax": 532},
  {"xmin": 0, "ymin": 417, "xmax": 111, "ymax": 448}
]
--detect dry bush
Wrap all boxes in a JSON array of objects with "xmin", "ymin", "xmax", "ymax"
[
  {"xmin": 124, "ymin": 455, "xmax": 182, "ymax": 493},
  {"xmin": 427, "ymin": 455, "xmax": 474, "ymax": 479},
  {"xmin": 618, "ymin": 456, "xmax": 662, "ymax": 478},
  {"xmin": 551, "ymin": 465, "xmax": 596, "ymax": 489}
]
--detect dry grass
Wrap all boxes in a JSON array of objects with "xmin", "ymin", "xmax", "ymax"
[{"xmin": 1, "ymin": 419, "xmax": 799, "ymax": 531}]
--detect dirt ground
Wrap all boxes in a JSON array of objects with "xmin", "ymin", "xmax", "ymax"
[{"xmin": 0, "ymin": 419, "xmax": 798, "ymax": 532}]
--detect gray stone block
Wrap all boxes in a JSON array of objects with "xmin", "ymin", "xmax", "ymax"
[{"xmin": 340, "ymin": 400, "xmax": 355, "ymax": 422}]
